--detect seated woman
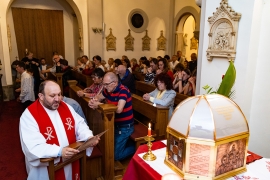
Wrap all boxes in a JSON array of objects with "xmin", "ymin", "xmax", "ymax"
[
  {"xmin": 130, "ymin": 58, "xmax": 140, "ymax": 72},
  {"xmin": 74, "ymin": 57, "xmax": 85, "ymax": 73},
  {"xmin": 82, "ymin": 61, "xmax": 95, "ymax": 76},
  {"xmin": 113, "ymin": 58, "xmax": 123, "ymax": 74},
  {"xmin": 144, "ymin": 61, "xmax": 155, "ymax": 84},
  {"xmin": 186, "ymin": 69, "xmax": 197, "ymax": 96},
  {"xmin": 156, "ymin": 58, "xmax": 174, "ymax": 82},
  {"xmin": 77, "ymin": 68, "xmax": 104, "ymax": 98},
  {"xmin": 122, "ymin": 59, "xmax": 132, "ymax": 73},
  {"xmin": 143, "ymin": 73, "xmax": 176, "ymax": 118},
  {"xmin": 173, "ymin": 68, "xmax": 192, "ymax": 95}
]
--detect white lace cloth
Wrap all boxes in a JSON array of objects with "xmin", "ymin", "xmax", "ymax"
[{"xmin": 138, "ymin": 140, "xmax": 270, "ymax": 180}]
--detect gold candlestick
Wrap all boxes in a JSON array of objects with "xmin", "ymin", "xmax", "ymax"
[{"xmin": 142, "ymin": 135, "xmax": 156, "ymax": 161}]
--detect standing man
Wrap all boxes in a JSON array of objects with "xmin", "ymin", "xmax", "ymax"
[
  {"xmin": 169, "ymin": 55, "xmax": 179, "ymax": 71},
  {"xmin": 188, "ymin": 53, "xmax": 198, "ymax": 73},
  {"xmin": 88, "ymin": 72, "xmax": 135, "ymax": 160},
  {"xmin": 21, "ymin": 52, "xmax": 40, "ymax": 96},
  {"xmin": 15, "ymin": 61, "xmax": 35, "ymax": 110},
  {"xmin": 82, "ymin": 55, "xmax": 90, "ymax": 65},
  {"xmin": 116, "ymin": 65, "xmax": 135, "ymax": 94},
  {"xmin": 19, "ymin": 80, "xmax": 99, "ymax": 179},
  {"xmin": 177, "ymin": 50, "xmax": 185, "ymax": 65},
  {"xmin": 58, "ymin": 59, "xmax": 73, "ymax": 97},
  {"xmin": 39, "ymin": 58, "xmax": 48, "ymax": 82},
  {"xmin": 41, "ymin": 54, "xmax": 62, "ymax": 74}
]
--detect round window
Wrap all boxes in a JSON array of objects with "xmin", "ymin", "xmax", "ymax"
[
  {"xmin": 128, "ymin": 9, "xmax": 148, "ymax": 33},
  {"xmin": 131, "ymin": 13, "xmax": 144, "ymax": 28}
]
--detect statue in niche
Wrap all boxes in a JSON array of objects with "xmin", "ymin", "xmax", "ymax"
[
  {"xmin": 182, "ymin": 33, "xmax": 188, "ymax": 56},
  {"xmin": 190, "ymin": 36, "xmax": 198, "ymax": 50},
  {"xmin": 157, "ymin": 30, "xmax": 166, "ymax": 51},
  {"xmin": 125, "ymin": 29, "xmax": 134, "ymax": 51},
  {"xmin": 78, "ymin": 28, "xmax": 83, "ymax": 51},
  {"xmin": 142, "ymin": 30, "xmax": 151, "ymax": 51},
  {"xmin": 106, "ymin": 28, "xmax": 116, "ymax": 51}
]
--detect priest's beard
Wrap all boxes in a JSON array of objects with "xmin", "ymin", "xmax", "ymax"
[{"xmin": 42, "ymin": 96, "xmax": 60, "ymax": 110}]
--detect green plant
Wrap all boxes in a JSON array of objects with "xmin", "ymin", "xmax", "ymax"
[{"xmin": 203, "ymin": 61, "xmax": 236, "ymax": 99}]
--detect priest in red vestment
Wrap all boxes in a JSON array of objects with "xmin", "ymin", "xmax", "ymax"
[{"xmin": 19, "ymin": 80, "xmax": 99, "ymax": 180}]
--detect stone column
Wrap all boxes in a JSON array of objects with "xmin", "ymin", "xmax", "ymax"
[{"xmin": 177, "ymin": 32, "xmax": 184, "ymax": 55}]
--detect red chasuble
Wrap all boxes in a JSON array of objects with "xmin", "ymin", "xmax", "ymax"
[{"xmin": 28, "ymin": 100, "xmax": 80, "ymax": 180}]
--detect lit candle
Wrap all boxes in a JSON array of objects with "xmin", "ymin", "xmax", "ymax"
[{"xmin": 148, "ymin": 123, "xmax": 151, "ymax": 136}]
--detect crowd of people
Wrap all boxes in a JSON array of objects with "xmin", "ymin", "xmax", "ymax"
[{"xmin": 16, "ymin": 50, "xmax": 197, "ymax": 179}]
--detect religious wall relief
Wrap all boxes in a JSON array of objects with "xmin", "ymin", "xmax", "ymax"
[
  {"xmin": 206, "ymin": 0, "xmax": 241, "ymax": 61},
  {"xmin": 142, "ymin": 30, "xmax": 151, "ymax": 51},
  {"xmin": 78, "ymin": 28, "xmax": 83, "ymax": 51},
  {"xmin": 157, "ymin": 30, "xmax": 166, "ymax": 51},
  {"xmin": 106, "ymin": 28, "xmax": 116, "ymax": 51},
  {"xmin": 125, "ymin": 29, "xmax": 134, "ymax": 51}
]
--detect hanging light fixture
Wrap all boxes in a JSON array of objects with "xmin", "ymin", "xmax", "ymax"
[{"xmin": 195, "ymin": 0, "xmax": 202, "ymax": 7}]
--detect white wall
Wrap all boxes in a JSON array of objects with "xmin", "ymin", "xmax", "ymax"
[
  {"xmin": 199, "ymin": 0, "xmax": 270, "ymax": 157},
  {"xmin": 102, "ymin": 0, "xmax": 171, "ymax": 61}
]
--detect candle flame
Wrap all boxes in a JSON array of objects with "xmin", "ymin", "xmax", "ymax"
[{"xmin": 148, "ymin": 123, "xmax": 151, "ymax": 128}]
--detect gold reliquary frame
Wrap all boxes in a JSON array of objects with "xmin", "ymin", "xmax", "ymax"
[
  {"xmin": 142, "ymin": 30, "xmax": 151, "ymax": 51},
  {"xmin": 125, "ymin": 29, "xmax": 134, "ymax": 51},
  {"xmin": 157, "ymin": 30, "xmax": 166, "ymax": 51},
  {"xmin": 206, "ymin": 0, "xmax": 241, "ymax": 62},
  {"xmin": 106, "ymin": 28, "xmax": 116, "ymax": 51}
]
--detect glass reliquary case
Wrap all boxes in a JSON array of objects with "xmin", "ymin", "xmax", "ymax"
[{"xmin": 165, "ymin": 94, "xmax": 249, "ymax": 180}]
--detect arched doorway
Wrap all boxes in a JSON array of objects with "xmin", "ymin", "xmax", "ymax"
[
  {"xmin": 178, "ymin": 15, "xmax": 198, "ymax": 61},
  {"xmin": 173, "ymin": 6, "xmax": 200, "ymax": 59}
]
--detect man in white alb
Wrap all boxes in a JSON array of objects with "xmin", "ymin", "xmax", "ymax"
[{"xmin": 19, "ymin": 80, "xmax": 99, "ymax": 180}]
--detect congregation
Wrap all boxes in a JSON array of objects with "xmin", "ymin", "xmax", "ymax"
[{"xmin": 15, "ymin": 50, "xmax": 197, "ymax": 179}]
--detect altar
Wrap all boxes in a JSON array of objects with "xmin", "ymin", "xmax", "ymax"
[{"xmin": 123, "ymin": 140, "xmax": 270, "ymax": 180}]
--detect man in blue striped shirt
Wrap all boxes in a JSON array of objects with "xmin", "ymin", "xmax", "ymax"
[{"xmin": 88, "ymin": 72, "xmax": 135, "ymax": 160}]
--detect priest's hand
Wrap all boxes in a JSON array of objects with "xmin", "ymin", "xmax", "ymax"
[
  {"xmin": 62, "ymin": 147, "xmax": 79, "ymax": 159},
  {"xmin": 88, "ymin": 135, "xmax": 100, "ymax": 147}
]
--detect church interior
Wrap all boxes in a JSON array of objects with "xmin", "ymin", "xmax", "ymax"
[{"xmin": 0, "ymin": 0, "xmax": 270, "ymax": 179}]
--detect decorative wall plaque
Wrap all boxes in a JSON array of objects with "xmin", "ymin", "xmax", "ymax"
[
  {"xmin": 206, "ymin": 0, "xmax": 241, "ymax": 61},
  {"xmin": 78, "ymin": 28, "xmax": 83, "ymax": 51},
  {"xmin": 106, "ymin": 28, "xmax": 116, "ymax": 51},
  {"xmin": 7, "ymin": 25, "xmax": 11, "ymax": 52},
  {"xmin": 190, "ymin": 36, "xmax": 198, "ymax": 50},
  {"xmin": 142, "ymin": 30, "xmax": 151, "ymax": 51},
  {"xmin": 124, "ymin": 29, "xmax": 134, "ymax": 51},
  {"xmin": 157, "ymin": 30, "xmax": 166, "ymax": 51}
]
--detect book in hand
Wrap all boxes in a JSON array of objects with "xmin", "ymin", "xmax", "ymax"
[{"xmin": 77, "ymin": 129, "xmax": 108, "ymax": 151}]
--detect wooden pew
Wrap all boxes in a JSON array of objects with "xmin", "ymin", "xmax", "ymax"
[
  {"xmin": 132, "ymin": 71, "xmax": 145, "ymax": 81},
  {"xmin": 135, "ymin": 81, "xmax": 189, "ymax": 107},
  {"xmin": 135, "ymin": 81, "xmax": 155, "ymax": 96},
  {"xmin": 131, "ymin": 94, "xmax": 169, "ymax": 140},
  {"xmin": 48, "ymin": 72, "xmax": 64, "ymax": 93},
  {"xmin": 68, "ymin": 81, "xmax": 121, "ymax": 180},
  {"xmin": 40, "ymin": 141, "xmax": 87, "ymax": 180},
  {"xmin": 71, "ymin": 70, "xmax": 93, "ymax": 88}
]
